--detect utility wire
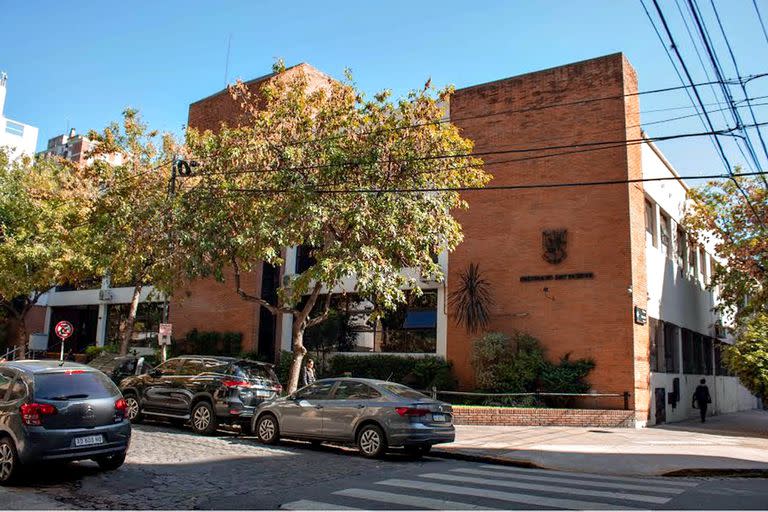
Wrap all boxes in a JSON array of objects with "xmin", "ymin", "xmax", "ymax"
[
  {"xmin": 707, "ymin": 0, "xmax": 768, "ymax": 186},
  {"xmin": 753, "ymin": 0, "xmax": 768, "ymax": 47},
  {"xmin": 649, "ymin": 0, "xmax": 766, "ymax": 230},
  {"xmin": 195, "ymin": 171, "xmax": 768, "ymax": 196}
]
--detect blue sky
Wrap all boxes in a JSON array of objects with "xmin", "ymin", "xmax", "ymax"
[{"xmin": 3, "ymin": 1, "xmax": 768, "ymax": 177}]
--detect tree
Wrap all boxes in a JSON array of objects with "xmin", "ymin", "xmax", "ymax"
[
  {"xmin": 0, "ymin": 150, "xmax": 95, "ymax": 357},
  {"xmin": 84, "ymin": 110, "xmax": 180, "ymax": 355},
  {"xmin": 686, "ymin": 172, "xmax": 768, "ymax": 396},
  {"xmin": 180, "ymin": 63, "xmax": 489, "ymax": 393},
  {"xmin": 723, "ymin": 312, "xmax": 768, "ymax": 399}
]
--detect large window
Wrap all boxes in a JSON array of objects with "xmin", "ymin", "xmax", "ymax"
[
  {"xmin": 106, "ymin": 302, "xmax": 163, "ymax": 346},
  {"xmin": 302, "ymin": 291, "xmax": 438, "ymax": 354},
  {"xmin": 644, "ymin": 199, "xmax": 656, "ymax": 247},
  {"xmin": 676, "ymin": 226, "xmax": 686, "ymax": 266},
  {"xmin": 659, "ymin": 211, "xmax": 671, "ymax": 256},
  {"xmin": 682, "ymin": 328, "xmax": 713, "ymax": 375},
  {"xmin": 663, "ymin": 322, "xmax": 680, "ymax": 373}
]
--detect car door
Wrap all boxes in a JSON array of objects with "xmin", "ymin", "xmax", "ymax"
[
  {"xmin": 168, "ymin": 358, "xmax": 203, "ymax": 414},
  {"xmin": 141, "ymin": 359, "xmax": 182, "ymax": 412},
  {"xmin": 0, "ymin": 369, "xmax": 16, "ymax": 435},
  {"xmin": 280, "ymin": 380, "xmax": 335, "ymax": 438},
  {"xmin": 322, "ymin": 381, "xmax": 382, "ymax": 441}
]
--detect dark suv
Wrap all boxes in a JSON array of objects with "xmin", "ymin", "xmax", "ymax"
[
  {"xmin": 119, "ymin": 356, "xmax": 281, "ymax": 435},
  {"xmin": 0, "ymin": 361, "xmax": 131, "ymax": 484}
]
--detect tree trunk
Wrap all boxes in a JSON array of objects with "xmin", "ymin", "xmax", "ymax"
[
  {"xmin": 286, "ymin": 327, "xmax": 308, "ymax": 394},
  {"xmin": 120, "ymin": 284, "xmax": 143, "ymax": 356},
  {"xmin": 14, "ymin": 316, "xmax": 27, "ymax": 360}
]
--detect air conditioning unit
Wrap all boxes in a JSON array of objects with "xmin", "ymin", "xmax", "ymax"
[{"xmin": 99, "ymin": 289, "xmax": 114, "ymax": 302}]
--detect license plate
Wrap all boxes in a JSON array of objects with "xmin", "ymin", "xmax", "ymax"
[
  {"xmin": 74, "ymin": 434, "xmax": 104, "ymax": 447},
  {"xmin": 432, "ymin": 413, "xmax": 447, "ymax": 422},
  {"xmin": 255, "ymin": 390, "xmax": 272, "ymax": 397}
]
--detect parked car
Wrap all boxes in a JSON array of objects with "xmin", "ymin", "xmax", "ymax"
[
  {"xmin": 252, "ymin": 378, "xmax": 455, "ymax": 458},
  {"xmin": 119, "ymin": 356, "xmax": 281, "ymax": 435},
  {"xmin": 87, "ymin": 353, "xmax": 151, "ymax": 385},
  {"xmin": 0, "ymin": 360, "xmax": 131, "ymax": 484}
]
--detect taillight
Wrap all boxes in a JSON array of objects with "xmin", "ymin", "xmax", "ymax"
[
  {"xmin": 396, "ymin": 407, "xmax": 429, "ymax": 417},
  {"xmin": 115, "ymin": 398, "xmax": 127, "ymax": 412},
  {"xmin": 20, "ymin": 403, "xmax": 57, "ymax": 425},
  {"xmin": 64, "ymin": 370, "xmax": 85, "ymax": 374},
  {"xmin": 275, "ymin": 384, "xmax": 283, "ymax": 394},
  {"xmin": 222, "ymin": 380, "xmax": 249, "ymax": 388}
]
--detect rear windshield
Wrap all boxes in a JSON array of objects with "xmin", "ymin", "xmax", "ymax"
[
  {"xmin": 381, "ymin": 383, "xmax": 428, "ymax": 399},
  {"xmin": 231, "ymin": 362, "xmax": 278, "ymax": 382},
  {"xmin": 34, "ymin": 371, "xmax": 119, "ymax": 400}
]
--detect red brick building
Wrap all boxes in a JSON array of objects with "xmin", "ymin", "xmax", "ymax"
[{"xmin": 170, "ymin": 55, "xmax": 757, "ymax": 426}]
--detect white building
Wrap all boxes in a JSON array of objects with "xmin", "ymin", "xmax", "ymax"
[
  {"xmin": 642, "ymin": 140, "xmax": 760, "ymax": 425},
  {"xmin": 0, "ymin": 73, "xmax": 38, "ymax": 161}
]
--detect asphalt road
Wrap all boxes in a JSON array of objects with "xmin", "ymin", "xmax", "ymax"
[{"xmin": 1, "ymin": 422, "xmax": 767, "ymax": 510}]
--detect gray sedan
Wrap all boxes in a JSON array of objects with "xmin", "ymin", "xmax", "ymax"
[{"xmin": 252, "ymin": 378, "xmax": 454, "ymax": 458}]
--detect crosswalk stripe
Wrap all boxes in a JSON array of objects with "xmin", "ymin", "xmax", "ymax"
[
  {"xmin": 466, "ymin": 467, "xmax": 689, "ymax": 493},
  {"xmin": 420, "ymin": 472, "xmax": 671, "ymax": 504},
  {"xmin": 281, "ymin": 499, "xmax": 358, "ymax": 510},
  {"xmin": 376, "ymin": 478, "xmax": 641, "ymax": 510},
  {"xmin": 478, "ymin": 464, "xmax": 699, "ymax": 488},
  {"xmin": 334, "ymin": 488, "xmax": 497, "ymax": 510}
]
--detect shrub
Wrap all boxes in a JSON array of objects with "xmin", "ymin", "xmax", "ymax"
[
  {"xmin": 328, "ymin": 354, "xmax": 456, "ymax": 390},
  {"xmin": 539, "ymin": 353, "xmax": 595, "ymax": 407},
  {"xmin": 471, "ymin": 331, "xmax": 545, "ymax": 392},
  {"xmin": 84, "ymin": 346, "xmax": 106, "ymax": 361},
  {"xmin": 183, "ymin": 329, "xmax": 243, "ymax": 355}
]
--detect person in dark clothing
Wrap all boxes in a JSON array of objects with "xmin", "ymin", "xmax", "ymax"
[
  {"xmin": 301, "ymin": 359, "xmax": 316, "ymax": 387},
  {"xmin": 692, "ymin": 378, "xmax": 712, "ymax": 423}
]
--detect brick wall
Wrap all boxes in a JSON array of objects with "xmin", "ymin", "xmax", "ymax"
[
  {"xmin": 452, "ymin": 406, "xmax": 635, "ymax": 428},
  {"xmin": 447, "ymin": 54, "xmax": 640, "ymax": 411}
]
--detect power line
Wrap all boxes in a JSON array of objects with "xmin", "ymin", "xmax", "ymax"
[
  {"xmin": 195, "ymin": 171, "xmax": 768, "ymax": 196},
  {"xmin": 648, "ymin": 0, "xmax": 767, "ymax": 230},
  {"xmin": 753, "ymin": 0, "xmax": 768, "ymax": 47},
  {"xmin": 187, "ymin": 122, "xmax": 766, "ymax": 179}
]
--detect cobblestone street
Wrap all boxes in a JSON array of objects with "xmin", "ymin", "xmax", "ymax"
[{"xmin": 2, "ymin": 422, "xmax": 424, "ymax": 510}]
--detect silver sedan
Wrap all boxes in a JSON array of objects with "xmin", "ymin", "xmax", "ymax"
[{"xmin": 251, "ymin": 378, "xmax": 455, "ymax": 458}]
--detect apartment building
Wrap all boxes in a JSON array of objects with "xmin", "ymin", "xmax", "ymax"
[
  {"xmin": 0, "ymin": 72, "xmax": 38, "ymax": 161},
  {"xmin": 170, "ymin": 54, "xmax": 757, "ymax": 426}
]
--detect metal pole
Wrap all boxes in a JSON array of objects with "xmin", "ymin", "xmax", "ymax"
[
  {"xmin": 162, "ymin": 162, "xmax": 177, "ymax": 325},
  {"xmin": 161, "ymin": 345, "xmax": 167, "ymax": 363},
  {"xmin": 623, "ymin": 391, "xmax": 630, "ymax": 410},
  {"xmin": 59, "ymin": 339, "xmax": 64, "ymax": 361}
]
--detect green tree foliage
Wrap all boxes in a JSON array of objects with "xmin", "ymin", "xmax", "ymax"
[
  {"xmin": 724, "ymin": 313, "xmax": 768, "ymax": 399},
  {"xmin": 686, "ymin": 173, "xmax": 767, "ymax": 395},
  {"xmin": 180, "ymin": 65, "xmax": 489, "ymax": 392},
  {"xmin": 0, "ymin": 150, "xmax": 95, "ymax": 356},
  {"xmin": 471, "ymin": 331, "xmax": 595, "ymax": 403},
  {"xmin": 84, "ymin": 109, "xmax": 181, "ymax": 355}
]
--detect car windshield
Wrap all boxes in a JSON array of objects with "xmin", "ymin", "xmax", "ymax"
[
  {"xmin": 380, "ymin": 383, "xmax": 428, "ymax": 399},
  {"xmin": 34, "ymin": 371, "xmax": 119, "ymax": 400},
  {"xmin": 232, "ymin": 362, "xmax": 278, "ymax": 382}
]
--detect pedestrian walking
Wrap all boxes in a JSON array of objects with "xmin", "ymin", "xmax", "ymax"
[
  {"xmin": 692, "ymin": 378, "xmax": 712, "ymax": 423},
  {"xmin": 301, "ymin": 359, "xmax": 316, "ymax": 387}
]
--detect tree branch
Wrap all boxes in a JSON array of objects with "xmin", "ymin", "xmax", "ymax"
[
  {"xmin": 306, "ymin": 291, "xmax": 333, "ymax": 328},
  {"xmin": 230, "ymin": 256, "xmax": 294, "ymax": 315}
]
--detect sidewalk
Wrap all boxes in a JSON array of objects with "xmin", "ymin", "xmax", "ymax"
[{"xmin": 433, "ymin": 409, "xmax": 768, "ymax": 476}]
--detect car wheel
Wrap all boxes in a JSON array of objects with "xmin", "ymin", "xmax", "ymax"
[
  {"xmin": 123, "ymin": 394, "xmax": 143, "ymax": 423},
  {"xmin": 191, "ymin": 401, "xmax": 219, "ymax": 435},
  {"xmin": 357, "ymin": 424, "xmax": 388, "ymax": 459},
  {"xmin": 256, "ymin": 414, "xmax": 280, "ymax": 444},
  {"xmin": 95, "ymin": 452, "xmax": 126, "ymax": 471},
  {"xmin": 0, "ymin": 438, "xmax": 20, "ymax": 485}
]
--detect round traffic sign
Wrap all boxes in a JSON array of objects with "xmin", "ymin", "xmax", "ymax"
[{"xmin": 54, "ymin": 320, "xmax": 74, "ymax": 340}]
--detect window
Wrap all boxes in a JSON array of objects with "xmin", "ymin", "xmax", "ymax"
[
  {"xmin": 692, "ymin": 333, "xmax": 704, "ymax": 374},
  {"xmin": 644, "ymin": 199, "xmax": 657, "ymax": 247},
  {"xmin": 649, "ymin": 317, "xmax": 661, "ymax": 372},
  {"xmin": 295, "ymin": 381, "xmax": 335, "ymax": 400},
  {"xmin": 0, "ymin": 373, "xmax": 12, "ymax": 401},
  {"xmin": 5, "ymin": 121, "xmax": 24, "ymax": 137},
  {"xmin": 381, "ymin": 383, "xmax": 428, "ymax": 399},
  {"xmin": 179, "ymin": 359, "xmax": 205, "ymax": 376},
  {"xmin": 688, "ymin": 242, "xmax": 698, "ymax": 277},
  {"xmin": 659, "ymin": 212, "xmax": 671, "ymax": 255},
  {"xmin": 34, "ymin": 371, "xmax": 119, "ymax": 400},
  {"xmin": 7, "ymin": 379, "xmax": 27, "ymax": 401},
  {"xmin": 682, "ymin": 329, "xmax": 695, "ymax": 374},
  {"xmin": 379, "ymin": 291, "xmax": 438, "ymax": 353},
  {"xmin": 333, "ymin": 381, "xmax": 381, "ymax": 400},
  {"xmin": 154, "ymin": 359, "xmax": 181, "ymax": 376},
  {"xmin": 663, "ymin": 323, "xmax": 680, "ymax": 373},
  {"xmin": 702, "ymin": 337, "xmax": 713, "ymax": 375},
  {"xmin": 699, "ymin": 248, "xmax": 707, "ymax": 283},
  {"xmin": 714, "ymin": 341, "xmax": 731, "ymax": 376},
  {"xmin": 295, "ymin": 244, "xmax": 317, "ymax": 274},
  {"xmin": 676, "ymin": 226, "xmax": 686, "ymax": 265}
]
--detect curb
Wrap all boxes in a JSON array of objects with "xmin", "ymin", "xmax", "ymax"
[
  {"xmin": 432, "ymin": 449, "xmax": 768, "ymax": 479},
  {"xmin": 663, "ymin": 468, "xmax": 768, "ymax": 478},
  {"xmin": 430, "ymin": 449, "xmax": 541, "ymax": 469}
]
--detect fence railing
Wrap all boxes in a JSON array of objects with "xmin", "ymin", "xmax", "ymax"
[{"xmin": 423, "ymin": 388, "xmax": 631, "ymax": 410}]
